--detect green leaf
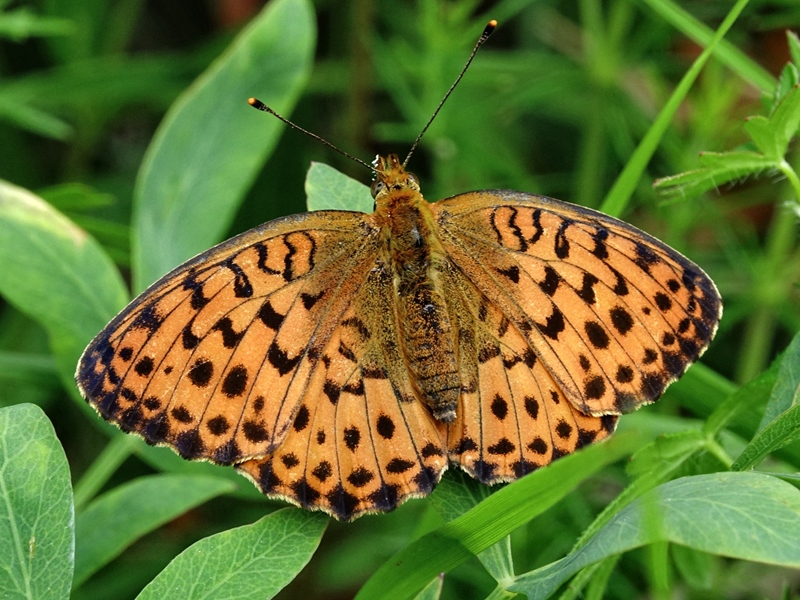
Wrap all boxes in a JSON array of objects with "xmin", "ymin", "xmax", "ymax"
[
  {"xmin": 570, "ymin": 430, "xmax": 707, "ymax": 554},
  {"xmin": 624, "ymin": 430, "xmax": 706, "ymax": 479},
  {"xmin": 0, "ymin": 179, "xmax": 127, "ymax": 388},
  {"xmin": 429, "ymin": 471, "xmax": 514, "ymax": 583},
  {"xmin": 730, "ymin": 332, "xmax": 800, "ymax": 471},
  {"xmin": 654, "ymin": 151, "xmax": 777, "ymax": 200},
  {"xmin": 0, "ymin": 404, "xmax": 74, "ymax": 600},
  {"xmin": 509, "ymin": 473, "xmax": 800, "ymax": 599},
  {"xmin": 743, "ymin": 83, "xmax": 800, "ymax": 161},
  {"xmin": 136, "ymin": 509, "xmax": 327, "ymax": 600},
  {"xmin": 765, "ymin": 83, "xmax": 800, "ymax": 157},
  {"xmin": 73, "ymin": 474, "xmax": 237, "ymax": 587},
  {"xmin": 355, "ymin": 432, "xmax": 646, "ymax": 600},
  {"xmin": 789, "ymin": 30, "xmax": 800, "ymax": 70},
  {"xmin": 730, "ymin": 405, "xmax": 800, "ymax": 471},
  {"xmin": 701, "ymin": 358, "xmax": 777, "ymax": 438},
  {"xmin": 305, "ymin": 162, "xmax": 373, "ymax": 212},
  {"xmin": 758, "ymin": 330, "xmax": 800, "ymax": 432},
  {"xmin": 133, "ymin": 0, "xmax": 315, "ymax": 292},
  {"xmin": 413, "ymin": 576, "xmax": 443, "ymax": 600}
]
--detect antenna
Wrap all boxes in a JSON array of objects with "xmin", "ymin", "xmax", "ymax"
[
  {"xmin": 402, "ymin": 19, "xmax": 497, "ymax": 167},
  {"xmin": 247, "ymin": 98, "xmax": 378, "ymax": 172},
  {"xmin": 248, "ymin": 19, "xmax": 497, "ymax": 173}
]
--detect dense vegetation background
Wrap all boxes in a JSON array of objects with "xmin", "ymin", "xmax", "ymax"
[{"xmin": 0, "ymin": 1, "xmax": 799, "ymax": 599}]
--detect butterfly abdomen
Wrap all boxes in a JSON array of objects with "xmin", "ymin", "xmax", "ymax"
[{"xmin": 380, "ymin": 191, "xmax": 460, "ymax": 422}]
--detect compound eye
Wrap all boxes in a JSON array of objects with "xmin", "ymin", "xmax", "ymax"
[
  {"xmin": 370, "ymin": 179, "xmax": 385, "ymax": 199},
  {"xmin": 407, "ymin": 172, "xmax": 419, "ymax": 187}
]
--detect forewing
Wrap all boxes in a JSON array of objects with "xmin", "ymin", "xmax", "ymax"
[
  {"xmin": 433, "ymin": 190, "xmax": 721, "ymax": 416},
  {"xmin": 236, "ymin": 265, "xmax": 448, "ymax": 520},
  {"xmin": 76, "ymin": 211, "xmax": 380, "ymax": 465}
]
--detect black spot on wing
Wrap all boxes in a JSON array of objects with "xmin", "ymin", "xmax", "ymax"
[
  {"xmin": 377, "ymin": 415, "xmax": 395, "ymax": 439},
  {"xmin": 301, "ymin": 290, "xmax": 325, "ymax": 310},
  {"xmin": 267, "ymin": 342, "xmax": 302, "ymax": 376},
  {"xmin": 584, "ymin": 321, "xmax": 610, "ymax": 349},
  {"xmin": 207, "ymin": 415, "xmax": 230, "ymax": 435},
  {"xmin": 293, "ymin": 405, "xmax": 310, "ymax": 431},
  {"xmin": 491, "ymin": 395, "xmax": 508, "ymax": 420},
  {"xmin": 344, "ymin": 426, "xmax": 360, "ymax": 451},
  {"xmin": 554, "ymin": 219, "xmax": 572, "ymax": 258},
  {"xmin": 610, "ymin": 306, "xmax": 634, "ymax": 335},
  {"xmin": 496, "ymin": 265, "xmax": 520, "ymax": 283},
  {"xmin": 538, "ymin": 307, "xmax": 565, "ymax": 340},
  {"xmin": 212, "ymin": 317, "xmax": 245, "ymax": 349},
  {"xmin": 578, "ymin": 272, "xmax": 598, "ymax": 305},
  {"xmin": 188, "ymin": 358, "xmax": 214, "ymax": 387},
  {"xmin": 225, "ymin": 259, "xmax": 253, "ymax": 298},
  {"xmin": 221, "ymin": 365, "xmax": 248, "ymax": 397},
  {"xmin": 257, "ymin": 301, "xmax": 284, "ymax": 330},
  {"xmin": 529, "ymin": 209, "xmax": 543, "ymax": 244},
  {"xmin": 591, "ymin": 228, "xmax": 609, "ymax": 259},
  {"xmin": 634, "ymin": 243, "xmax": 659, "ymax": 273},
  {"xmin": 134, "ymin": 356, "xmax": 154, "ymax": 377},
  {"xmin": 326, "ymin": 485, "xmax": 360, "ymax": 521},
  {"xmin": 242, "ymin": 420, "xmax": 269, "ymax": 443},
  {"xmin": 539, "ymin": 266, "xmax": 560, "ymax": 296},
  {"xmin": 182, "ymin": 323, "xmax": 201, "ymax": 350},
  {"xmin": 608, "ymin": 265, "xmax": 628, "ymax": 296}
]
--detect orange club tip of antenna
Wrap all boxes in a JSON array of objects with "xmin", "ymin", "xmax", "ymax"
[{"xmin": 248, "ymin": 97, "xmax": 265, "ymax": 109}]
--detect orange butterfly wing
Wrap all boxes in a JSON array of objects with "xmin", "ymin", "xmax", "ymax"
[
  {"xmin": 433, "ymin": 191, "xmax": 721, "ymax": 418},
  {"xmin": 77, "ymin": 210, "xmax": 448, "ymax": 520}
]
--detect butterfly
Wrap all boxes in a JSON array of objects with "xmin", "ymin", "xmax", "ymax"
[{"xmin": 75, "ymin": 22, "xmax": 722, "ymax": 521}]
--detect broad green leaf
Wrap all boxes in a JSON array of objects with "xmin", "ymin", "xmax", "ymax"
[
  {"xmin": 0, "ymin": 404, "xmax": 73, "ymax": 600},
  {"xmin": 133, "ymin": 0, "xmax": 315, "ymax": 292},
  {"xmin": 0, "ymin": 179, "xmax": 127, "ymax": 388},
  {"xmin": 509, "ymin": 472, "xmax": 800, "ymax": 599},
  {"xmin": 305, "ymin": 162, "xmax": 373, "ymax": 212},
  {"xmin": 355, "ymin": 432, "xmax": 646, "ymax": 600},
  {"xmin": 570, "ymin": 430, "xmax": 706, "ymax": 554},
  {"xmin": 136, "ymin": 509, "xmax": 327, "ymax": 600},
  {"xmin": 73, "ymin": 474, "xmax": 237, "ymax": 587}
]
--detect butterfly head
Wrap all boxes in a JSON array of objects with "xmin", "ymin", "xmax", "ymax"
[{"xmin": 371, "ymin": 154, "xmax": 420, "ymax": 202}]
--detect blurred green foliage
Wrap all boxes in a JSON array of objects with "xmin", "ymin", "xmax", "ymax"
[{"xmin": 0, "ymin": 0, "xmax": 799, "ymax": 599}]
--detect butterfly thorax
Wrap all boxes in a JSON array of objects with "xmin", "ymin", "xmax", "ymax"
[{"xmin": 370, "ymin": 154, "xmax": 460, "ymax": 422}]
